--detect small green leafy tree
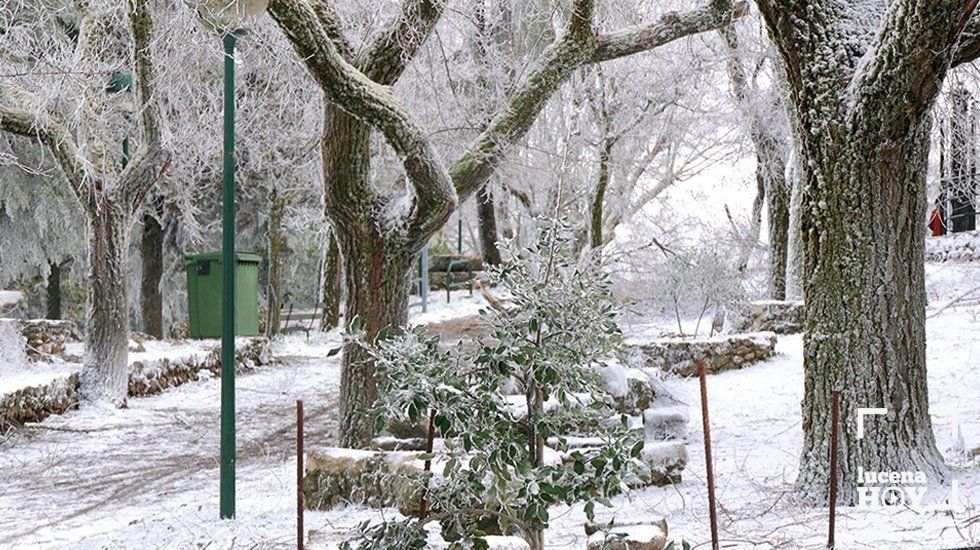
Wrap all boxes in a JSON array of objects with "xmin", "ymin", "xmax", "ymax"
[{"xmin": 342, "ymin": 219, "xmax": 644, "ymax": 550}]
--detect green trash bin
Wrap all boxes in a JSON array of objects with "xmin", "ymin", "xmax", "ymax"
[{"xmin": 185, "ymin": 251, "xmax": 261, "ymax": 338}]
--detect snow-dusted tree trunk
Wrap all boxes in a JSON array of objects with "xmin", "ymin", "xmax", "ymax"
[
  {"xmin": 0, "ymin": 0, "xmax": 167, "ymax": 405},
  {"xmin": 783, "ymin": 147, "xmax": 804, "ymax": 300},
  {"xmin": 46, "ymin": 260, "xmax": 63, "ymax": 320},
  {"xmin": 83, "ymin": 202, "xmax": 133, "ymax": 403},
  {"xmin": 720, "ymin": 24, "xmax": 789, "ymax": 296},
  {"xmin": 476, "ymin": 186, "xmax": 502, "ymax": 266},
  {"xmin": 271, "ymin": 0, "xmax": 746, "ymax": 446},
  {"xmin": 757, "ymin": 0, "xmax": 980, "ymax": 504}
]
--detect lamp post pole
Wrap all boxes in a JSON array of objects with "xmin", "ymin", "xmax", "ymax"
[{"xmin": 220, "ymin": 28, "xmax": 244, "ymax": 520}]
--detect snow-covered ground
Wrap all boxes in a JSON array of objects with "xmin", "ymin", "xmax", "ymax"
[{"xmin": 0, "ymin": 283, "xmax": 976, "ymax": 548}]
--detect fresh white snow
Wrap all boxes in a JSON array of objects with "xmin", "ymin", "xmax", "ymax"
[{"xmin": 0, "ymin": 267, "xmax": 976, "ymax": 549}]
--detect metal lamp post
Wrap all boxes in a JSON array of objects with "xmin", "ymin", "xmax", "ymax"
[{"xmin": 195, "ymin": 0, "xmax": 268, "ymax": 520}]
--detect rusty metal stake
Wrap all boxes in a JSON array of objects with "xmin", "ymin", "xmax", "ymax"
[
  {"xmin": 419, "ymin": 408, "xmax": 436, "ymax": 519},
  {"xmin": 828, "ymin": 390, "xmax": 840, "ymax": 549},
  {"xmin": 698, "ymin": 359, "xmax": 719, "ymax": 550},
  {"xmin": 297, "ymin": 399, "xmax": 304, "ymax": 550}
]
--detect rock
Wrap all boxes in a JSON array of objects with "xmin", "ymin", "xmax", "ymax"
[
  {"xmin": 643, "ymin": 407, "xmax": 688, "ymax": 441},
  {"xmin": 638, "ymin": 441, "xmax": 687, "ymax": 486},
  {"xmin": 624, "ymin": 332, "xmax": 777, "ymax": 377},
  {"xmin": 732, "ymin": 300, "xmax": 804, "ymax": 334},
  {"xmin": 370, "ymin": 436, "xmax": 428, "ymax": 451},
  {"xmin": 303, "ymin": 447, "xmax": 426, "ymax": 514},
  {"xmin": 600, "ymin": 363, "xmax": 658, "ymax": 415},
  {"xmin": 586, "ymin": 519, "xmax": 669, "ymax": 550}
]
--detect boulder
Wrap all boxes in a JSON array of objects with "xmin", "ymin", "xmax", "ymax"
[
  {"xmin": 303, "ymin": 447, "xmax": 426, "ymax": 514},
  {"xmin": 638, "ymin": 441, "xmax": 686, "ymax": 486},
  {"xmin": 586, "ymin": 519, "xmax": 669, "ymax": 550},
  {"xmin": 643, "ymin": 406, "xmax": 688, "ymax": 441}
]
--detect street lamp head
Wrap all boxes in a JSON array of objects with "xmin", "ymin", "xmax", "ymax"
[{"xmin": 191, "ymin": 0, "xmax": 269, "ymax": 33}]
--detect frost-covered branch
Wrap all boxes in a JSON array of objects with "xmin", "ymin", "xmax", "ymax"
[
  {"xmin": 271, "ymin": 0, "xmax": 457, "ymax": 240},
  {"xmin": 953, "ymin": 11, "xmax": 980, "ymax": 66},
  {"xmin": 591, "ymin": 0, "xmax": 747, "ymax": 62},
  {"xmin": 851, "ymin": 0, "xmax": 979, "ymax": 141},
  {"xmin": 354, "ymin": 0, "xmax": 444, "ymax": 85},
  {"xmin": 0, "ymin": 93, "xmax": 88, "ymax": 209},
  {"xmin": 119, "ymin": 0, "xmax": 168, "ymax": 212},
  {"xmin": 449, "ymin": 0, "xmax": 744, "ymax": 203}
]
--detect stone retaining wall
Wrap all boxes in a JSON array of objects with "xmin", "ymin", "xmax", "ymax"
[
  {"xmin": 0, "ymin": 338, "xmax": 272, "ymax": 433},
  {"xmin": 733, "ymin": 300, "xmax": 803, "ymax": 334},
  {"xmin": 17, "ymin": 319, "xmax": 78, "ymax": 360},
  {"xmin": 624, "ymin": 332, "xmax": 777, "ymax": 376},
  {"xmin": 0, "ymin": 373, "xmax": 80, "ymax": 434}
]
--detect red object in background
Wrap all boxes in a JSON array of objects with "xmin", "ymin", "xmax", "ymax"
[{"xmin": 928, "ymin": 209, "xmax": 944, "ymax": 237}]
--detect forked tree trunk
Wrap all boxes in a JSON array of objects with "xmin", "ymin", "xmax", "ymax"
[
  {"xmin": 476, "ymin": 185, "xmax": 502, "ymax": 266},
  {"xmin": 336, "ymin": 230, "xmax": 412, "ymax": 447},
  {"xmin": 795, "ymin": 118, "xmax": 946, "ymax": 505},
  {"xmin": 80, "ymin": 204, "xmax": 132, "ymax": 405},
  {"xmin": 266, "ymin": 188, "xmax": 287, "ymax": 337},
  {"xmin": 46, "ymin": 261, "xmax": 63, "ymax": 320},
  {"xmin": 139, "ymin": 207, "xmax": 164, "ymax": 338}
]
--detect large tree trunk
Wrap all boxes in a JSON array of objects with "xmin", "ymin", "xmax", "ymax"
[
  {"xmin": 320, "ymin": 230, "xmax": 342, "ymax": 330},
  {"xmin": 46, "ymin": 261, "xmax": 63, "ymax": 320},
  {"xmin": 795, "ymin": 118, "xmax": 946, "ymax": 505},
  {"xmin": 266, "ymin": 187, "xmax": 287, "ymax": 337},
  {"xmin": 139, "ymin": 207, "xmax": 164, "ymax": 338},
  {"xmin": 476, "ymin": 185, "xmax": 502, "ymax": 266},
  {"xmin": 337, "ymin": 230, "xmax": 413, "ymax": 447},
  {"xmin": 80, "ymin": 205, "xmax": 132, "ymax": 405},
  {"xmin": 767, "ymin": 168, "xmax": 790, "ymax": 299}
]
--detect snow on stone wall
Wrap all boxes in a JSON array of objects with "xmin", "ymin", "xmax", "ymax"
[
  {"xmin": 0, "ymin": 337, "xmax": 272, "ymax": 433},
  {"xmin": 623, "ymin": 332, "xmax": 777, "ymax": 376},
  {"xmin": 732, "ymin": 300, "xmax": 804, "ymax": 334},
  {"xmin": 926, "ymin": 230, "xmax": 980, "ymax": 262}
]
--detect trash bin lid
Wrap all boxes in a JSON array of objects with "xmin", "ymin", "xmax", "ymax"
[{"xmin": 184, "ymin": 251, "xmax": 262, "ymax": 265}]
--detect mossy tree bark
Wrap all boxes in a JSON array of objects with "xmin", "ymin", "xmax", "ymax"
[
  {"xmin": 271, "ymin": 0, "xmax": 747, "ymax": 446},
  {"xmin": 46, "ymin": 260, "xmax": 63, "ymax": 320},
  {"xmin": 266, "ymin": 187, "xmax": 288, "ymax": 337},
  {"xmin": 320, "ymin": 228, "xmax": 342, "ymax": 330},
  {"xmin": 139, "ymin": 197, "xmax": 165, "ymax": 338},
  {"xmin": 756, "ymin": 0, "xmax": 980, "ymax": 504}
]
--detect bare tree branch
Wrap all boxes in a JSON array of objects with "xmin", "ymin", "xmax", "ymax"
[
  {"xmin": 450, "ymin": 0, "xmax": 743, "ymax": 204},
  {"xmin": 0, "ymin": 91, "xmax": 89, "ymax": 212}
]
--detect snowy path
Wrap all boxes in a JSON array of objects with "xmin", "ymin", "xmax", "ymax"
[
  {"xmin": 0, "ymin": 292, "xmax": 488, "ymax": 549},
  {"xmin": 0, "ymin": 346, "xmax": 343, "ymax": 547}
]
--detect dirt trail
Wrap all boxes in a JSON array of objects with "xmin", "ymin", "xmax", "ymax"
[{"xmin": 0, "ymin": 354, "xmax": 340, "ymax": 546}]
